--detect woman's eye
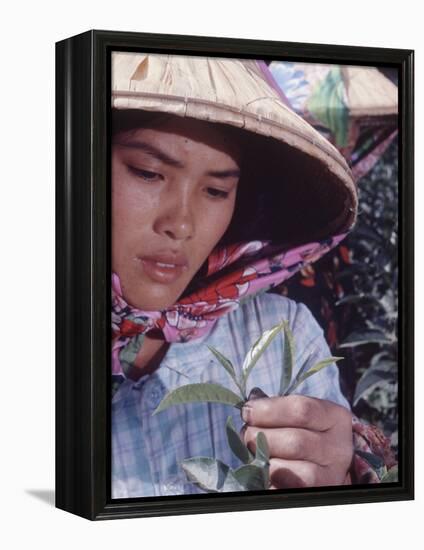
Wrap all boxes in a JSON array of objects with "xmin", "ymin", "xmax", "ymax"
[
  {"xmin": 127, "ymin": 166, "xmax": 163, "ymax": 182},
  {"xmin": 206, "ymin": 187, "xmax": 230, "ymax": 199}
]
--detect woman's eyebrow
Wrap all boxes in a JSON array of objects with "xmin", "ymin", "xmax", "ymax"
[
  {"xmin": 115, "ymin": 139, "xmax": 184, "ymax": 168},
  {"xmin": 115, "ymin": 138, "xmax": 240, "ymax": 177},
  {"xmin": 207, "ymin": 168, "xmax": 241, "ymax": 179}
]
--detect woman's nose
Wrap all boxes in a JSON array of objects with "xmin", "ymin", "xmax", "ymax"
[{"xmin": 153, "ymin": 197, "xmax": 195, "ymax": 241}]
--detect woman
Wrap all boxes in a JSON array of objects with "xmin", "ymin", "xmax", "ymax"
[{"xmin": 111, "ymin": 52, "xmax": 395, "ymax": 497}]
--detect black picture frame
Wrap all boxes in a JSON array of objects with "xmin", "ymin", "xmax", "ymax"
[{"xmin": 55, "ymin": 29, "xmax": 414, "ymax": 521}]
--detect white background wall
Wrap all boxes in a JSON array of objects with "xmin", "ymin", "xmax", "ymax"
[{"xmin": 0, "ymin": 1, "xmax": 420, "ymax": 548}]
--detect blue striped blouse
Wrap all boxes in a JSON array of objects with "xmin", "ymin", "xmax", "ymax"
[{"xmin": 111, "ymin": 292, "xmax": 350, "ymax": 498}]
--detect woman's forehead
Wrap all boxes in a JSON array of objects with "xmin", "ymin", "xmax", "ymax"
[{"xmin": 115, "ymin": 114, "xmax": 245, "ymax": 166}]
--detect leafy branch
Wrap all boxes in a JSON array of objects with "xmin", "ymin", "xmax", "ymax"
[{"xmin": 153, "ymin": 319, "xmax": 343, "ymax": 492}]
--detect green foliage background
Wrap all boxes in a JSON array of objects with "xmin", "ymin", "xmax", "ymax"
[
  {"xmin": 281, "ymin": 138, "xmax": 399, "ymax": 459},
  {"xmin": 338, "ymin": 139, "xmax": 398, "ymax": 457}
]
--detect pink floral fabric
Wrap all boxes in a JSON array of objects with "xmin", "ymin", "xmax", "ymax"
[
  {"xmin": 112, "ymin": 235, "xmax": 347, "ymax": 376},
  {"xmin": 350, "ymin": 416, "xmax": 398, "ymax": 483}
]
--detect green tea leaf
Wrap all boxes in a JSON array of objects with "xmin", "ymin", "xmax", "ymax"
[
  {"xmin": 255, "ymin": 431, "xmax": 270, "ymax": 465},
  {"xmin": 283, "ymin": 351, "xmax": 313, "ymax": 396},
  {"xmin": 250, "ymin": 432, "xmax": 270, "ymax": 488},
  {"xmin": 338, "ymin": 330, "xmax": 393, "ymax": 348},
  {"xmin": 353, "ymin": 360, "xmax": 397, "ymax": 406},
  {"xmin": 279, "ymin": 321, "xmax": 295, "ymax": 395},
  {"xmin": 301, "ymin": 357, "xmax": 343, "ymax": 380},
  {"xmin": 335, "ymin": 294, "xmax": 381, "ymax": 307},
  {"xmin": 181, "ymin": 457, "xmax": 244, "ymax": 492},
  {"xmin": 287, "ymin": 357, "xmax": 343, "ymax": 394},
  {"xmin": 355, "ymin": 379, "xmax": 397, "ymax": 408},
  {"xmin": 355, "ymin": 450, "xmax": 388, "ymax": 479},
  {"xmin": 207, "ymin": 345, "xmax": 243, "ymax": 395},
  {"xmin": 226, "ymin": 416, "xmax": 254, "ymax": 464},
  {"xmin": 153, "ymin": 383, "xmax": 244, "ymax": 415},
  {"xmin": 355, "ymin": 450, "xmax": 385, "ymax": 470},
  {"xmin": 233, "ymin": 464, "xmax": 268, "ymax": 491},
  {"xmin": 241, "ymin": 321, "xmax": 285, "ymax": 393},
  {"xmin": 380, "ymin": 465, "xmax": 398, "ymax": 483}
]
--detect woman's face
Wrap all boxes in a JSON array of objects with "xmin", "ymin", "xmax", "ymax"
[{"xmin": 112, "ymin": 116, "xmax": 242, "ymax": 310}]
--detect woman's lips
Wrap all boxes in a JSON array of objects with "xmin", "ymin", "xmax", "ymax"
[{"xmin": 138, "ymin": 253, "xmax": 189, "ymax": 284}]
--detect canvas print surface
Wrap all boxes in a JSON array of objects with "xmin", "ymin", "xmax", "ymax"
[{"xmin": 110, "ymin": 51, "xmax": 399, "ymax": 498}]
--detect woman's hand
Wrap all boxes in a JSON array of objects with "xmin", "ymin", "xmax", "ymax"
[{"xmin": 241, "ymin": 394, "xmax": 354, "ymax": 489}]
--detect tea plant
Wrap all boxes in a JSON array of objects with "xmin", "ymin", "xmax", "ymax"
[
  {"xmin": 336, "ymin": 139, "xmax": 398, "ymax": 454},
  {"xmin": 154, "ymin": 320, "xmax": 343, "ymax": 492}
]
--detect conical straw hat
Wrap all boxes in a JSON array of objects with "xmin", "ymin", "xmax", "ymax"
[
  {"xmin": 342, "ymin": 66, "xmax": 398, "ymax": 118},
  {"xmin": 111, "ymin": 52, "xmax": 357, "ymax": 245}
]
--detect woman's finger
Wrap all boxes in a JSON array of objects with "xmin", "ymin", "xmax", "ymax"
[
  {"xmin": 269, "ymin": 458, "xmax": 341, "ymax": 489},
  {"xmin": 241, "ymin": 394, "xmax": 351, "ymax": 431},
  {"xmin": 242, "ymin": 425, "xmax": 332, "ymax": 466}
]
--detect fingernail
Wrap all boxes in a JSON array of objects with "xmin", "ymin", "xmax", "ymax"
[
  {"xmin": 248, "ymin": 387, "xmax": 268, "ymax": 400},
  {"xmin": 241, "ymin": 404, "xmax": 252, "ymax": 423}
]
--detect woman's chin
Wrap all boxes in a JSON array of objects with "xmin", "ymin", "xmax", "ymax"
[
  {"xmin": 118, "ymin": 270, "xmax": 191, "ymax": 311},
  {"xmin": 125, "ymin": 289, "xmax": 181, "ymax": 312}
]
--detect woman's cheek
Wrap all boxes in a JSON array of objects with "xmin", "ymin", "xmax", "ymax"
[{"xmin": 215, "ymin": 197, "xmax": 236, "ymax": 235}]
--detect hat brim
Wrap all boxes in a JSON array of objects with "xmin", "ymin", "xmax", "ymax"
[{"xmin": 111, "ymin": 53, "xmax": 357, "ymax": 245}]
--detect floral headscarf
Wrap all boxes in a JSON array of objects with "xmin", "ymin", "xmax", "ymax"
[{"xmin": 112, "ymin": 234, "xmax": 347, "ymax": 377}]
